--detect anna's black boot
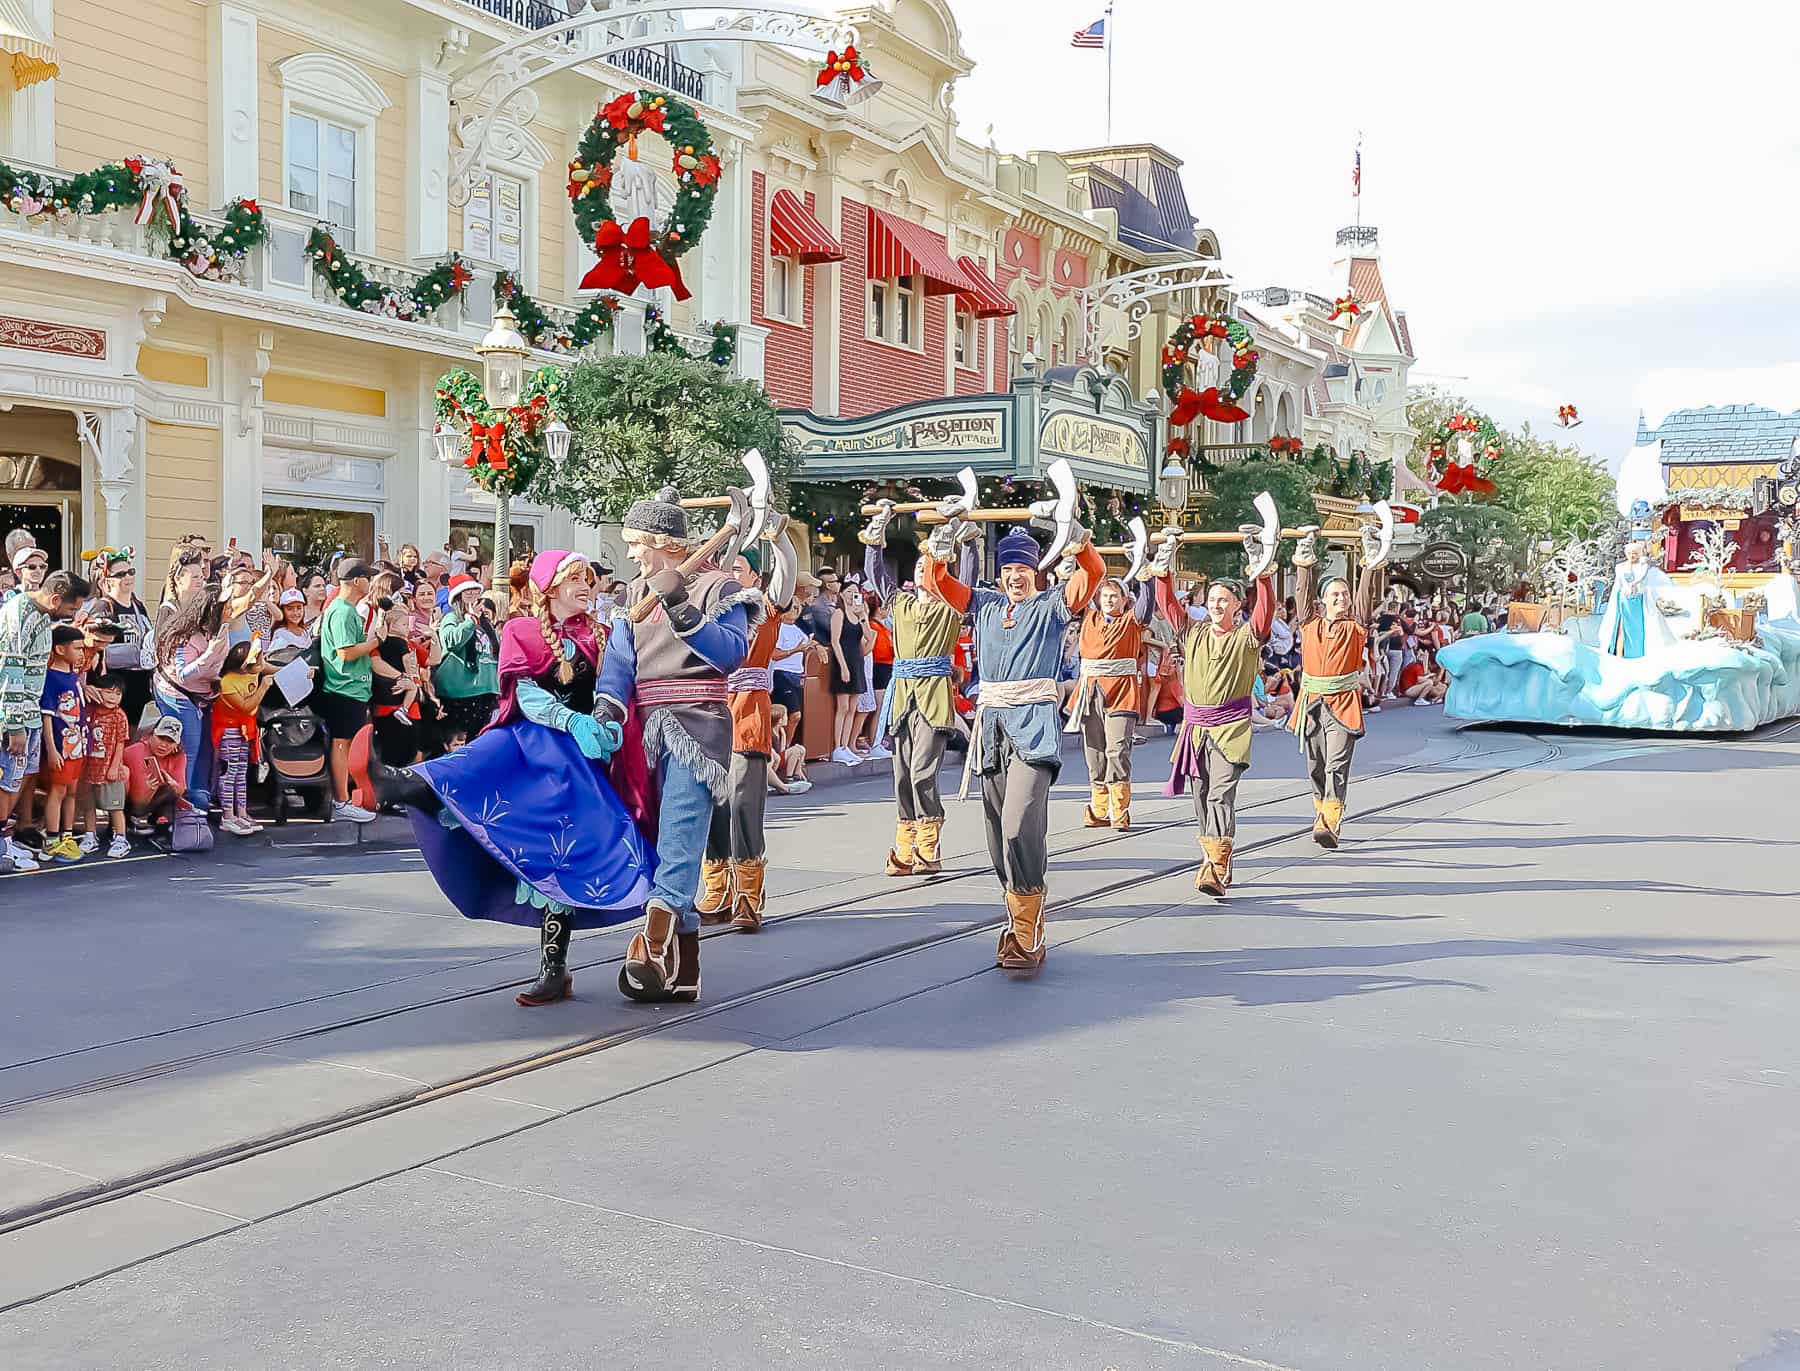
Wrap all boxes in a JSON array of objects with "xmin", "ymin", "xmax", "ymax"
[
  {"xmin": 371, "ymin": 760, "xmax": 441, "ymax": 816},
  {"xmin": 516, "ymin": 911, "xmax": 574, "ymax": 1006}
]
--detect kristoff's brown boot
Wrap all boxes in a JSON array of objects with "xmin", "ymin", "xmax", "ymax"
[
  {"xmin": 912, "ymin": 816, "xmax": 944, "ymax": 874},
  {"xmin": 729, "ymin": 857, "xmax": 766, "ymax": 933},
  {"xmin": 886, "ymin": 819, "xmax": 917, "ymax": 876},
  {"xmin": 996, "ymin": 888, "xmax": 1047, "ymax": 972},
  {"xmin": 1195, "ymin": 837, "xmax": 1228, "ymax": 897},
  {"xmin": 1312, "ymin": 797, "xmax": 1337, "ymax": 849},
  {"xmin": 620, "ymin": 899, "xmax": 680, "ymax": 1002},
  {"xmin": 1109, "ymin": 780, "xmax": 1132, "ymax": 832},
  {"xmin": 1084, "ymin": 782, "xmax": 1110, "ymax": 828},
  {"xmin": 695, "ymin": 858, "xmax": 734, "ymax": 925}
]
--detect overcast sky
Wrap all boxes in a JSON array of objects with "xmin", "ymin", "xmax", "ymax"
[{"xmin": 948, "ymin": 0, "xmax": 1800, "ymax": 468}]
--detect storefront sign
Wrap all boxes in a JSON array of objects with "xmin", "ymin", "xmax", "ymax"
[
  {"xmin": 787, "ymin": 409, "xmax": 1008, "ymax": 458},
  {"xmin": 1037, "ymin": 411, "xmax": 1148, "ymax": 472},
  {"xmin": 1418, "ymin": 542, "xmax": 1468, "ymax": 579},
  {"xmin": 0, "ymin": 314, "xmax": 106, "ymax": 360}
]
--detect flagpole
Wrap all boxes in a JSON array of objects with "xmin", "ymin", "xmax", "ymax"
[{"xmin": 1105, "ymin": 2, "xmax": 1114, "ymax": 144}]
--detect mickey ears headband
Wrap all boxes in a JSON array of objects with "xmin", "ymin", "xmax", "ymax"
[{"xmin": 80, "ymin": 545, "xmax": 134, "ymax": 567}]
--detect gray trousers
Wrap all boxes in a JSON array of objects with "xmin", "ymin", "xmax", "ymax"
[
  {"xmin": 705, "ymin": 751, "xmax": 768, "ymax": 861},
  {"xmin": 1080, "ymin": 704, "xmax": 1134, "ymax": 785},
  {"xmin": 981, "ymin": 737, "xmax": 1055, "ymax": 894},
  {"xmin": 893, "ymin": 709, "xmax": 949, "ymax": 822},
  {"xmin": 1302, "ymin": 700, "xmax": 1357, "ymax": 805},
  {"xmin": 1191, "ymin": 733, "xmax": 1247, "ymax": 838}
]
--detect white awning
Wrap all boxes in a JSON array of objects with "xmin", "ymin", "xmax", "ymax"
[{"xmin": 0, "ymin": 0, "xmax": 57, "ymax": 89}]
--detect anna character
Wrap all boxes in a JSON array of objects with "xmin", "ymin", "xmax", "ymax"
[{"xmin": 377, "ymin": 549, "xmax": 654, "ymax": 1006}]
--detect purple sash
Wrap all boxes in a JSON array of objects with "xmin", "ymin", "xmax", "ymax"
[{"xmin": 1163, "ymin": 696, "xmax": 1252, "ymax": 797}]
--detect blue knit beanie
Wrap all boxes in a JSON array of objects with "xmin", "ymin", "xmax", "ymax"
[{"xmin": 996, "ymin": 527, "xmax": 1041, "ymax": 569}]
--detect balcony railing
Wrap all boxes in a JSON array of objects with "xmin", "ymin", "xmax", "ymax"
[{"xmin": 453, "ymin": 0, "xmax": 709, "ymax": 103}]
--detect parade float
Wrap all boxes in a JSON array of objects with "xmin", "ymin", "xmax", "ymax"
[{"xmin": 1440, "ymin": 490, "xmax": 1800, "ymax": 733}]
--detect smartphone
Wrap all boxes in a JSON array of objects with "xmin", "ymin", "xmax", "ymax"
[{"xmin": 467, "ymin": 538, "xmax": 481, "ymax": 555}]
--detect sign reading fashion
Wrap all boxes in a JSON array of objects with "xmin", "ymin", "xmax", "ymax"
[
  {"xmin": 1037, "ymin": 411, "xmax": 1148, "ymax": 472},
  {"xmin": 785, "ymin": 408, "xmax": 1008, "ymax": 458}
]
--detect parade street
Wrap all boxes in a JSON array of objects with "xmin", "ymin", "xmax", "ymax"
[{"xmin": 2, "ymin": 712, "xmax": 1796, "ymax": 1370}]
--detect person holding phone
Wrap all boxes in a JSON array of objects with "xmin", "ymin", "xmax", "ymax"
[{"xmin": 319, "ymin": 559, "xmax": 381, "ymax": 823}]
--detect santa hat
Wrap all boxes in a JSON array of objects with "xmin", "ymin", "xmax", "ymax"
[{"xmin": 446, "ymin": 573, "xmax": 482, "ymax": 600}]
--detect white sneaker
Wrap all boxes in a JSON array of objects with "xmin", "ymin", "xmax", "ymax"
[
  {"xmin": 1414, "ymin": 697, "xmax": 1431, "ymax": 707},
  {"xmin": 107, "ymin": 835, "xmax": 132, "ymax": 859},
  {"xmin": 830, "ymin": 747, "xmax": 863, "ymax": 766},
  {"xmin": 786, "ymin": 778, "xmax": 813, "ymax": 794},
  {"xmin": 4, "ymin": 838, "xmax": 38, "ymax": 872},
  {"xmin": 332, "ymin": 801, "xmax": 378, "ymax": 824},
  {"xmin": 76, "ymin": 832, "xmax": 99, "ymax": 854},
  {"xmin": 864, "ymin": 744, "xmax": 893, "ymax": 761}
]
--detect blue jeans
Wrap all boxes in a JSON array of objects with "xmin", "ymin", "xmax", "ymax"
[
  {"xmin": 652, "ymin": 757, "xmax": 715, "ymax": 933},
  {"xmin": 154, "ymin": 685, "xmax": 213, "ymax": 811}
]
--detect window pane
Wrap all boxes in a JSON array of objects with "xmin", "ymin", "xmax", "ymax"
[
  {"xmin": 288, "ymin": 114, "xmax": 318, "ymax": 171},
  {"xmin": 868, "ymin": 281, "xmax": 884, "ymax": 338},
  {"xmin": 328, "ymin": 122, "xmax": 357, "ymax": 177},
  {"xmin": 288, "ymin": 165, "xmax": 318, "ymax": 215}
]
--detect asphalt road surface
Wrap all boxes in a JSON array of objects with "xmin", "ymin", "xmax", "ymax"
[{"xmin": 2, "ymin": 709, "xmax": 1797, "ymax": 1370}]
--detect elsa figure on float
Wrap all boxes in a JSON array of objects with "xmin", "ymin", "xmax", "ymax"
[{"xmin": 1596, "ymin": 529, "xmax": 1680, "ymax": 659}]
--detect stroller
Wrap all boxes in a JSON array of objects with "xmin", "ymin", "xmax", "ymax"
[{"xmin": 259, "ymin": 641, "xmax": 332, "ymax": 824}]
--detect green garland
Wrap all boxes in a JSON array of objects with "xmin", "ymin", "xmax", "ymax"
[
  {"xmin": 495, "ymin": 271, "xmax": 619, "ymax": 353},
  {"xmin": 306, "ymin": 226, "xmax": 471, "ymax": 320},
  {"xmin": 645, "ymin": 305, "xmax": 737, "ymax": 368},
  {"xmin": 569, "ymin": 90, "xmax": 720, "ymax": 272},
  {"xmin": 0, "ymin": 154, "xmax": 267, "ymax": 280},
  {"xmin": 434, "ymin": 365, "xmax": 569, "ymax": 498}
]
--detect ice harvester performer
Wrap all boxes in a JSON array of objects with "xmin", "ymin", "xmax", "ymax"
[
  {"xmin": 921, "ymin": 520, "xmax": 1103, "ymax": 972},
  {"xmin": 1069, "ymin": 571, "xmax": 1154, "ymax": 833},
  {"xmin": 860, "ymin": 498, "xmax": 971, "ymax": 877},
  {"xmin": 596, "ymin": 488, "xmax": 757, "ymax": 1003},
  {"xmin": 1152, "ymin": 524, "xmax": 1277, "ymax": 896},
  {"xmin": 377, "ymin": 549, "xmax": 652, "ymax": 1007},
  {"xmin": 1290, "ymin": 523, "xmax": 1390, "ymax": 849}
]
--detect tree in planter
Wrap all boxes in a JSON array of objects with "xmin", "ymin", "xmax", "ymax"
[
  {"xmin": 1419, "ymin": 498, "xmax": 1528, "ymax": 596},
  {"xmin": 1186, "ymin": 458, "xmax": 1322, "ymax": 582},
  {"xmin": 534, "ymin": 352, "xmax": 794, "ymax": 525}
]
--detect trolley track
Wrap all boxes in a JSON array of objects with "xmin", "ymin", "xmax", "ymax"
[
  {"xmin": 0, "ymin": 733, "xmax": 1554, "ymax": 1240},
  {"xmin": 0, "ymin": 733, "xmax": 1492, "ymax": 1110}
]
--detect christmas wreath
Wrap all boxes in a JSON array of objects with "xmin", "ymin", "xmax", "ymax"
[
  {"xmin": 568, "ymin": 89, "xmax": 720, "ymax": 301},
  {"xmin": 1426, "ymin": 411, "xmax": 1502, "ymax": 497},
  {"xmin": 646, "ymin": 304, "xmax": 738, "ymax": 369},
  {"xmin": 435, "ymin": 365, "xmax": 569, "ymax": 496},
  {"xmin": 0, "ymin": 154, "xmax": 267, "ymax": 280},
  {"xmin": 306, "ymin": 227, "xmax": 472, "ymax": 320},
  {"xmin": 1161, "ymin": 311, "xmax": 1258, "ymax": 444},
  {"xmin": 496, "ymin": 271, "xmax": 619, "ymax": 353}
]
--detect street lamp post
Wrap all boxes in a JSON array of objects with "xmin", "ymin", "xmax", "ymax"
[{"xmin": 472, "ymin": 304, "xmax": 531, "ymax": 592}]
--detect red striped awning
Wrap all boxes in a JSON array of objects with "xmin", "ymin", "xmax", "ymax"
[
  {"xmin": 768, "ymin": 189, "xmax": 843, "ymax": 265},
  {"xmin": 866, "ymin": 207, "xmax": 973, "ymax": 296},
  {"xmin": 953, "ymin": 256, "xmax": 1016, "ymax": 318}
]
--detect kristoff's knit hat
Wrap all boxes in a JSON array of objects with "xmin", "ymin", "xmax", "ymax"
[
  {"xmin": 622, "ymin": 486, "xmax": 688, "ymax": 543},
  {"xmin": 996, "ymin": 527, "xmax": 1042, "ymax": 570}
]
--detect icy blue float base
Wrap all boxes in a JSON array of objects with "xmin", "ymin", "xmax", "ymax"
[{"xmin": 1438, "ymin": 622, "xmax": 1800, "ymax": 732}]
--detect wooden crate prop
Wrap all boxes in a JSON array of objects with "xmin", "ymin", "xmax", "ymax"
[
  {"xmin": 1707, "ymin": 607, "xmax": 1757, "ymax": 642},
  {"xmin": 1506, "ymin": 601, "xmax": 1545, "ymax": 632}
]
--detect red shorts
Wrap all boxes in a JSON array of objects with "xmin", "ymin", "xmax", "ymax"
[{"xmin": 52, "ymin": 748, "xmax": 86, "ymax": 788}]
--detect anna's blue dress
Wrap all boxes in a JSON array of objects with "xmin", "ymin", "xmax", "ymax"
[{"xmin": 408, "ymin": 631, "xmax": 653, "ymax": 929}]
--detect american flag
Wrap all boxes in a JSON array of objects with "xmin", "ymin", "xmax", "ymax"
[
  {"xmin": 1353, "ymin": 140, "xmax": 1362, "ymax": 197},
  {"xmin": 1071, "ymin": 16, "xmax": 1106, "ymax": 47}
]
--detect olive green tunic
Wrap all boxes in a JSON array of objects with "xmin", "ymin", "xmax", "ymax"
[
  {"xmin": 887, "ymin": 590, "xmax": 963, "ymax": 731},
  {"xmin": 1179, "ymin": 622, "xmax": 1262, "ymax": 767}
]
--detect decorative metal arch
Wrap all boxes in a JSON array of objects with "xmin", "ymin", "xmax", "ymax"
[
  {"xmin": 448, "ymin": 1, "xmax": 856, "ymax": 206},
  {"xmin": 1077, "ymin": 259, "xmax": 1236, "ymax": 362}
]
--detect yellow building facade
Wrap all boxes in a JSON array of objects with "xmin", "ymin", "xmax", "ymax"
[{"xmin": 0, "ymin": 0, "xmax": 763, "ymax": 573}]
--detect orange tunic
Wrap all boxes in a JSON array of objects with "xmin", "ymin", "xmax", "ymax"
[
  {"xmin": 1294, "ymin": 564, "xmax": 1374, "ymax": 734},
  {"xmin": 1076, "ymin": 609, "xmax": 1146, "ymax": 717},
  {"xmin": 728, "ymin": 597, "xmax": 781, "ymax": 755}
]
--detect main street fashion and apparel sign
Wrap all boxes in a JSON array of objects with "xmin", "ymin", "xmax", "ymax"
[{"xmin": 784, "ymin": 397, "xmax": 1016, "ymax": 480}]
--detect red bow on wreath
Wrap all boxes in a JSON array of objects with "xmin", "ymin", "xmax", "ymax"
[
  {"xmin": 580, "ymin": 217, "xmax": 691, "ymax": 300},
  {"xmin": 1170, "ymin": 386, "xmax": 1251, "ymax": 428},
  {"xmin": 1436, "ymin": 463, "xmax": 1494, "ymax": 497},
  {"xmin": 468, "ymin": 420, "xmax": 509, "ymax": 472},
  {"xmin": 817, "ymin": 46, "xmax": 866, "ymax": 85}
]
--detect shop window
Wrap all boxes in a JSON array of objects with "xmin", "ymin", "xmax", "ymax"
[
  {"xmin": 287, "ymin": 112, "xmax": 360, "ymax": 251},
  {"xmin": 954, "ymin": 311, "xmax": 972, "ymax": 368},
  {"xmin": 450, "ymin": 519, "xmax": 539, "ymax": 570},
  {"xmin": 264, "ymin": 504, "xmax": 376, "ymax": 568},
  {"xmin": 866, "ymin": 276, "xmax": 921, "ymax": 350},
  {"xmin": 768, "ymin": 254, "xmax": 797, "ymax": 321}
]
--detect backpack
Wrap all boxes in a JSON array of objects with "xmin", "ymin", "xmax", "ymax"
[{"xmin": 171, "ymin": 807, "xmax": 214, "ymax": 853}]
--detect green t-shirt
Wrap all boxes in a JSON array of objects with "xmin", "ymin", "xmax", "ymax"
[
  {"xmin": 320, "ymin": 596, "xmax": 372, "ymax": 700},
  {"xmin": 1460, "ymin": 611, "xmax": 1488, "ymax": 636}
]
